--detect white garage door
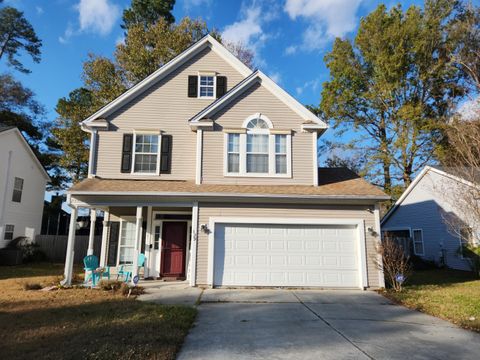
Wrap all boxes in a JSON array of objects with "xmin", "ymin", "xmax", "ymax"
[{"xmin": 213, "ymin": 223, "xmax": 360, "ymax": 288}]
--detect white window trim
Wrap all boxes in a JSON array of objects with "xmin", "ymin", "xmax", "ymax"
[
  {"xmin": 4, "ymin": 224, "xmax": 14, "ymax": 241},
  {"xmin": 117, "ymin": 217, "xmax": 137, "ymax": 266},
  {"xmin": 198, "ymin": 72, "xmax": 216, "ymax": 99},
  {"xmin": 412, "ymin": 228, "xmax": 424, "ymax": 256},
  {"xmin": 131, "ymin": 132, "xmax": 162, "ymax": 176},
  {"xmin": 224, "ymin": 114, "xmax": 292, "ymax": 178}
]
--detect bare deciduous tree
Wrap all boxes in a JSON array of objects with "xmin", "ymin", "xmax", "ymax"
[
  {"xmin": 375, "ymin": 238, "xmax": 412, "ymax": 292},
  {"xmin": 439, "ymin": 115, "xmax": 480, "ymax": 275}
]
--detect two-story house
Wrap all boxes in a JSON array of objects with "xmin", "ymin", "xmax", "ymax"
[
  {"xmin": 63, "ymin": 35, "xmax": 389, "ymax": 289},
  {"xmin": 0, "ymin": 126, "xmax": 50, "ymax": 249}
]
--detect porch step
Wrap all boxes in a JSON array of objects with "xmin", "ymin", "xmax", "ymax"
[{"xmin": 159, "ymin": 277, "xmax": 186, "ymax": 281}]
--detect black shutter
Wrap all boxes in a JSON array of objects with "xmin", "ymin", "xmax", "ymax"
[
  {"xmin": 107, "ymin": 221, "xmax": 120, "ymax": 266},
  {"xmin": 141, "ymin": 221, "xmax": 147, "ymax": 254},
  {"xmin": 121, "ymin": 134, "xmax": 133, "ymax": 173},
  {"xmin": 160, "ymin": 135, "xmax": 172, "ymax": 173},
  {"xmin": 216, "ymin": 76, "xmax": 227, "ymax": 98},
  {"xmin": 188, "ymin": 75, "xmax": 198, "ymax": 97}
]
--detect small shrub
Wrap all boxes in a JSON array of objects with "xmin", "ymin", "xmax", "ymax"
[
  {"xmin": 23, "ymin": 282, "xmax": 42, "ymax": 291},
  {"xmin": 99, "ymin": 280, "xmax": 123, "ymax": 291},
  {"xmin": 120, "ymin": 283, "xmax": 144, "ymax": 297},
  {"xmin": 375, "ymin": 238, "xmax": 412, "ymax": 292}
]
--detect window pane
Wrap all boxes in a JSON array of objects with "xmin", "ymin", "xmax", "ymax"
[
  {"xmin": 134, "ymin": 154, "xmax": 157, "ymax": 173},
  {"xmin": 275, "ymin": 135, "xmax": 286, "ymax": 153},
  {"xmin": 228, "ymin": 153, "xmax": 239, "ymax": 173},
  {"xmin": 4, "ymin": 225, "xmax": 14, "ymax": 240},
  {"xmin": 199, "ymin": 76, "xmax": 214, "ymax": 97},
  {"xmin": 135, "ymin": 134, "xmax": 158, "ymax": 153},
  {"xmin": 228, "ymin": 133, "xmax": 239, "ymax": 152},
  {"xmin": 414, "ymin": 242, "xmax": 423, "ymax": 254},
  {"xmin": 246, "ymin": 118, "xmax": 268, "ymax": 129},
  {"xmin": 14, "ymin": 177, "xmax": 23, "ymax": 190},
  {"xmin": 247, "ymin": 134, "xmax": 268, "ymax": 153},
  {"xmin": 247, "ymin": 154, "xmax": 268, "ymax": 173},
  {"xmin": 276, "ymin": 154, "xmax": 287, "ymax": 174},
  {"xmin": 119, "ymin": 247, "xmax": 134, "ymax": 264}
]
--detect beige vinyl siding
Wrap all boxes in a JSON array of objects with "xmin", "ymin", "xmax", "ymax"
[
  {"xmin": 195, "ymin": 202, "xmax": 380, "ymax": 288},
  {"xmin": 202, "ymin": 82, "xmax": 315, "ymax": 185},
  {"xmin": 95, "ymin": 47, "xmax": 245, "ymax": 179}
]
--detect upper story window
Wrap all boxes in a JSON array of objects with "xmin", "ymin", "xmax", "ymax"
[
  {"xmin": 12, "ymin": 177, "xmax": 23, "ymax": 203},
  {"xmin": 199, "ymin": 75, "xmax": 215, "ymax": 98},
  {"xmin": 225, "ymin": 114, "xmax": 291, "ymax": 177},
  {"xmin": 134, "ymin": 134, "xmax": 159, "ymax": 174},
  {"xmin": 121, "ymin": 132, "xmax": 172, "ymax": 175},
  {"xmin": 188, "ymin": 74, "xmax": 227, "ymax": 99}
]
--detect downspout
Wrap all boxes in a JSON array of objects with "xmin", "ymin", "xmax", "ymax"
[
  {"xmin": 87, "ymin": 128, "xmax": 98, "ymax": 178},
  {"xmin": 0, "ymin": 150, "xmax": 12, "ymax": 235}
]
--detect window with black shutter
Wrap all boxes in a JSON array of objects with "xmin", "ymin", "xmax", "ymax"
[
  {"xmin": 216, "ymin": 76, "xmax": 227, "ymax": 98},
  {"xmin": 160, "ymin": 135, "xmax": 172, "ymax": 173},
  {"xmin": 188, "ymin": 75, "xmax": 198, "ymax": 97},
  {"xmin": 121, "ymin": 134, "xmax": 133, "ymax": 173}
]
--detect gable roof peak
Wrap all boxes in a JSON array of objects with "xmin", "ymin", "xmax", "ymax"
[{"xmin": 82, "ymin": 33, "xmax": 253, "ymax": 127}]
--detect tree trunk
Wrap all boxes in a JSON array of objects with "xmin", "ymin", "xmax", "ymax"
[{"xmin": 379, "ymin": 118, "xmax": 391, "ymax": 193}]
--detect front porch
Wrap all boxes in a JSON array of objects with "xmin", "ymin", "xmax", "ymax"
[{"xmin": 62, "ymin": 197, "xmax": 199, "ymax": 287}]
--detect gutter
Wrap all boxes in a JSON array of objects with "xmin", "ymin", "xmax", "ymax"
[{"xmin": 67, "ymin": 190, "xmax": 390, "ymax": 201}]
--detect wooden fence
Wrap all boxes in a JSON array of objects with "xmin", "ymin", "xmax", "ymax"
[{"xmin": 35, "ymin": 235, "xmax": 102, "ymax": 264}]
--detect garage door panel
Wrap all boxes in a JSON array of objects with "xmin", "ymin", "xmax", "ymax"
[{"xmin": 213, "ymin": 224, "xmax": 359, "ymax": 288}]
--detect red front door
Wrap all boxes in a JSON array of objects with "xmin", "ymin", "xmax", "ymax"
[{"xmin": 161, "ymin": 221, "xmax": 187, "ymax": 277}]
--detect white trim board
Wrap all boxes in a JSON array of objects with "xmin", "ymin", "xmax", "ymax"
[
  {"xmin": 206, "ymin": 217, "xmax": 368, "ymax": 289},
  {"xmin": 189, "ymin": 70, "xmax": 328, "ymax": 127},
  {"xmin": 82, "ymin": 34, "xmax": 252, "ymax": 126}
]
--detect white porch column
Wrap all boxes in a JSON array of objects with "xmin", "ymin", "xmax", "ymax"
[
  {"xmin": 62, "ymin": 206, "xmax": 78, "ymax": 286},
  {"xmin": 144, "ymin": 206, "xmax": 153, "ymax": 278},
  {"xmin": 99, "ymin": 209, "xmax": 110, "ymax": 267},
  {"xmin": 131, "ymin": 206, "xmax": 143, "ymax": 285},
  {"xmin": 87, "ymin": 209, "xmax": 97, "ymax": 256}
]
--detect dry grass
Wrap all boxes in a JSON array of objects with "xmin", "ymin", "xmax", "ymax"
[
  {"xmin": 0, "ymin": 263, "xmax": 197, "ymax": 360},
  {"xmin": 383, "ymin": 269, "xmax": 480, "ymax": 332}
]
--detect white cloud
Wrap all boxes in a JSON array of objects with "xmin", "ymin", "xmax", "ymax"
[
  {"xmin": 458, "ymin": 98, "xmax": 480, "ymax": 121},
  {"xmin": 35, "ymin": 6, "xmax": 44, "ymax": 15},
  {"xmin": 268, "ymin": 71, "xmax": 282, "ymax": 84},
  {"xmin": 59, "ymin": 0, "xmax": 120, "ymax": 44},
  {"xmin": 284, "ymin": 45, "xmax": 297, "ymax": 55},
  {"xmin": 284, "ymin": 0, "xmax": 364, "ymax": 51},
  {"xmin": 222, "ymin": 1, "xmax": 279, "ymax": 67},
  {"xmin": 296, "ymin": 78, "xmax": 320, "ymax": 96},
  {"xmin": 184, "ymin": 0, "xmax": 212, "ymax": 9},
  {"xmin": 76, "ymin": 0, "xmax": 120, "ymax": 36},
  {"xmin": 59, "ymin": 23, "xmax": 75, "ymax": 44}
]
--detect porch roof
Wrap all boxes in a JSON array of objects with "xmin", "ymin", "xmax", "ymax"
[{"xmin": 68, "ymin": 168, "xmax": 389, "ymax": 200}]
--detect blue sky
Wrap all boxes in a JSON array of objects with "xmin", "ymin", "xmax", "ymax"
[{"xmin": 4, "ymin": 0, "xmax": 433, "ymax": 124}]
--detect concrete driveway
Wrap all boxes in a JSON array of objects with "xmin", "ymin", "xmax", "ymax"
[{"xmin": 178, "ymin": 289, "xmax": 480, "ymax": 360}]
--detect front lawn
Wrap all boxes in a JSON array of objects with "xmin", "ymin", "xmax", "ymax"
[
  {"xmin": 383, "ymin": 269, "xmax": 480, "ymax": 332},
  {"xmin": 0, "ymin": 263, "xmax": 197, "ymax": 359}
]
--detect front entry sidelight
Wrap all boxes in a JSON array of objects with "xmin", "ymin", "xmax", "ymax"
[{"xmin": 160, "ymin": 221, "xmax": 188, "ymax": 278}]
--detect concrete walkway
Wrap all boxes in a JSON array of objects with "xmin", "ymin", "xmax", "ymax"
[
  {"xmin": 137, "ymin": 280, "xmax": 202, "ymax": 306},
  {"xmin": 177, "ymin": 289, "xmax": 480, "ymax": 360}
]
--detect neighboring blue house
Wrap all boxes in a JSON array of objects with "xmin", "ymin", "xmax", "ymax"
[{"xmin": 381, "ymin": 166, "xmax": 478, "ymax": 271}]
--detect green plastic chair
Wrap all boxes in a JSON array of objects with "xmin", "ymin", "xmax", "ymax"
[
  {"xmin": 83, "ymin": 255, "xmax": 99, "ymax": 287},
  {"xmin": 123, "ymin": 253, "xmax": 146, "ymax": 283}
]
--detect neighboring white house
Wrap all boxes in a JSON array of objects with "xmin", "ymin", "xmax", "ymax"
[
  {"xmin": 0, "ymin": 126, "xmax": 50, "ymax": 248},
  {"xmin": 382, "ymin": 166, "xmax": 479, "ymax": 271}
]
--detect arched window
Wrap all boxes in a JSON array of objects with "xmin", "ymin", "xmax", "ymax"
[
  {"xmin": 226, "ymin": 114, "xmax": 291, "ymax": 176},
  {"xmin": 246, "ymin": 118, "xmax": 269, "ymax": 130}
]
